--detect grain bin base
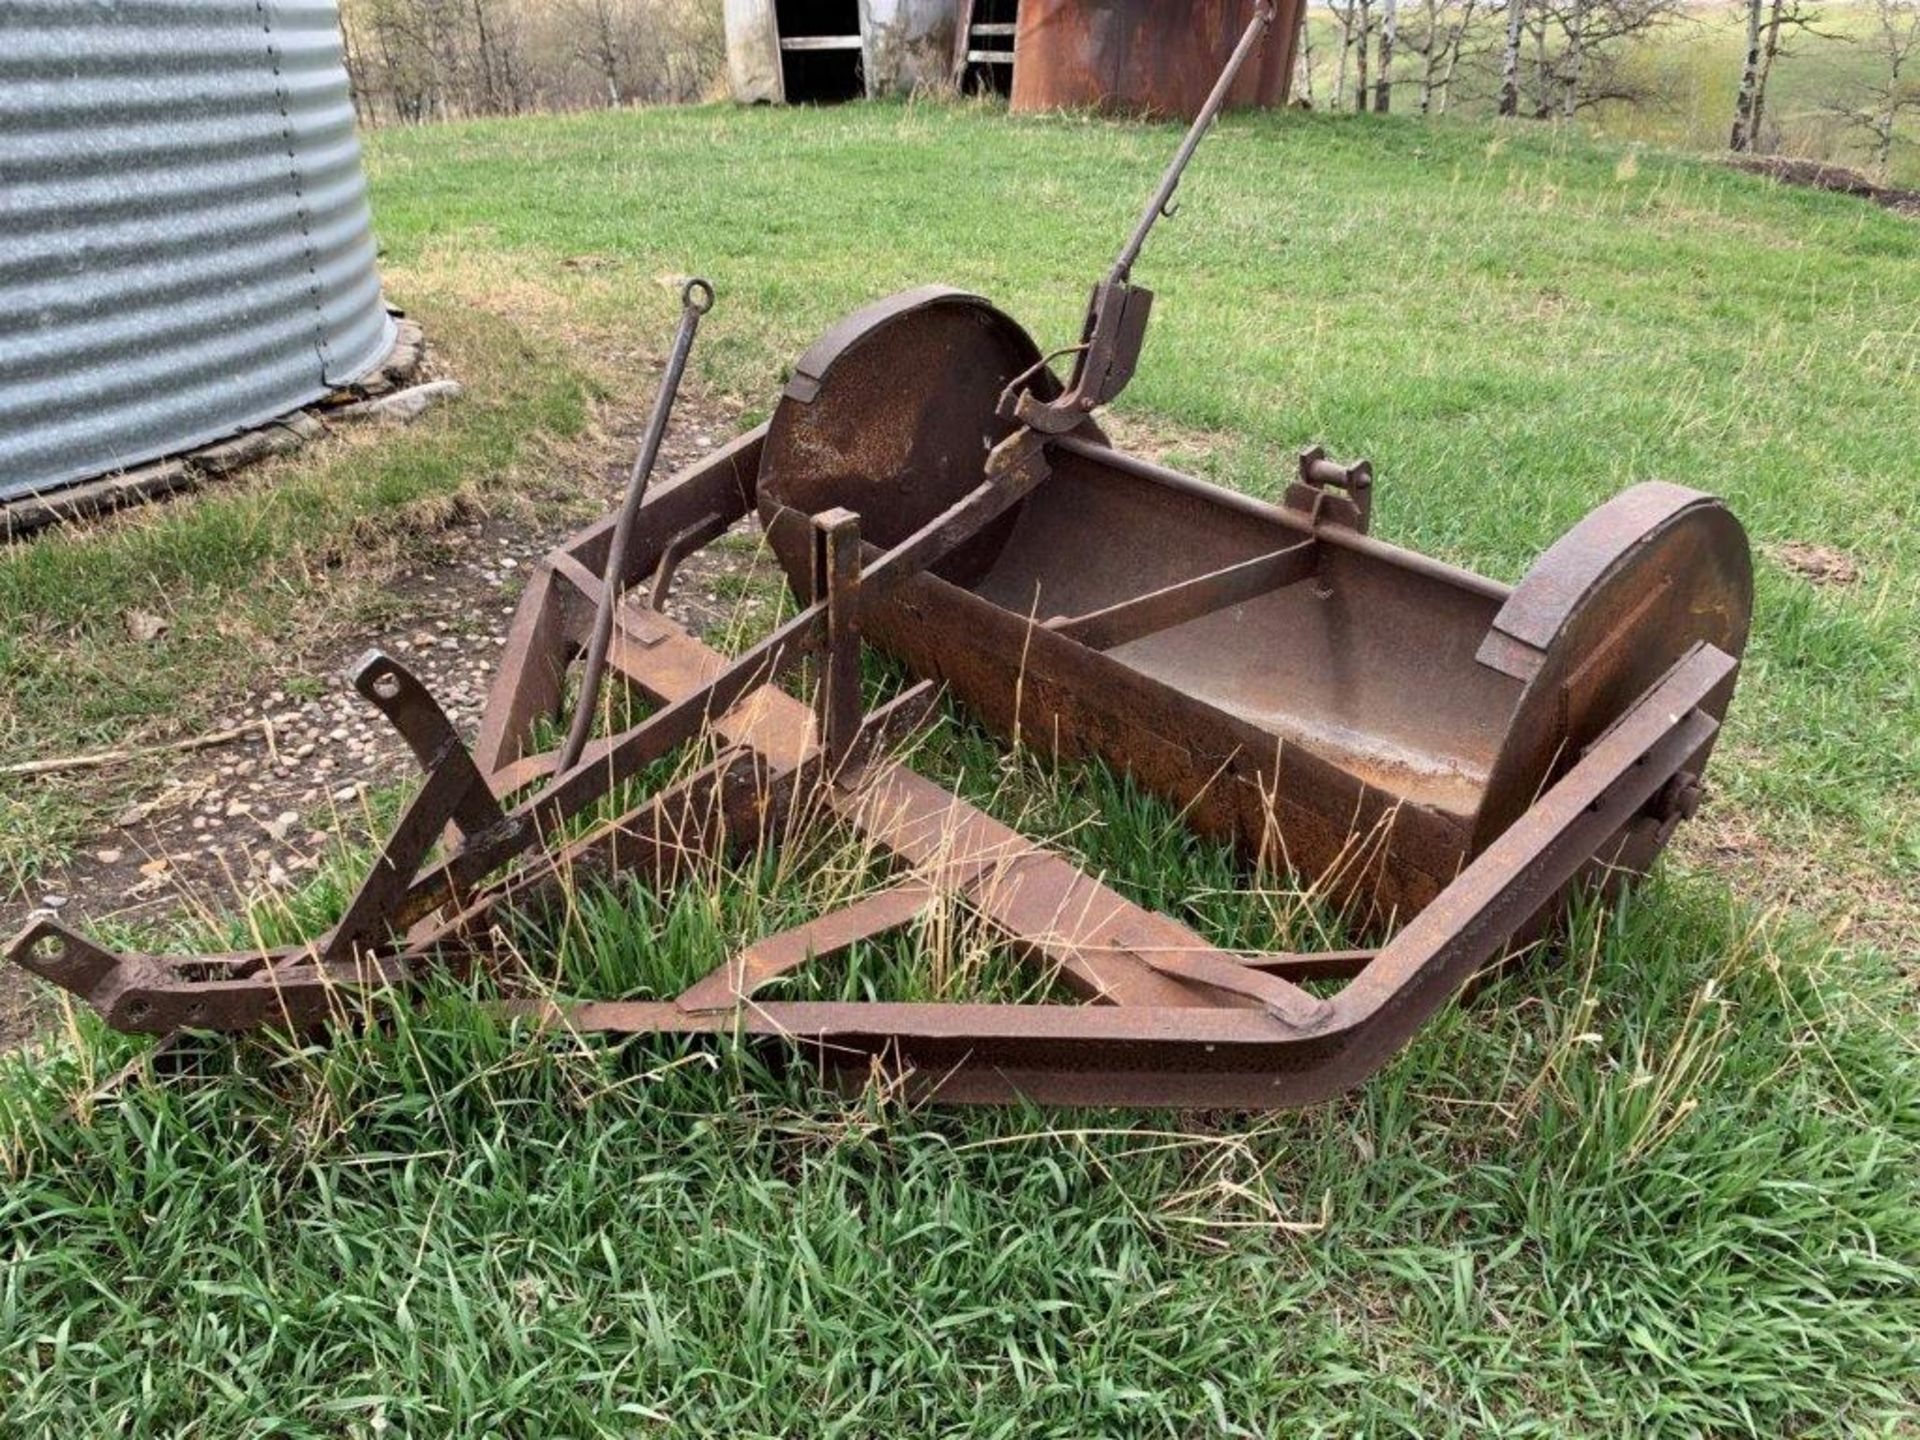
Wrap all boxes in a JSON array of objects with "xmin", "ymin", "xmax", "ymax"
[{"xmin": 2, "ymin": 319, "xmax": 427, "ymax": 539}]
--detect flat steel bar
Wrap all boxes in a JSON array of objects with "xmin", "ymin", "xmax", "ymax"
[
  {"xmin": 812, "ymin": 507, "xmax": 863, "ymax": 767},
  {"xmin": 1113, "ymin": 944, "xmax": 1328, "ymax": 1025},
  {"xmin": 830, "ymin": 762, "xmax": 1299, "ymax": 1012},
  {"xmin": 411, "ymin": 746, "xmax": 775, "ymax": 953},
  {"xmin": 1047, "ymin": 537, "xmax": 1317, "ymax": 650},
  {"xmin": 9, "ymin": 917, "xmax": 407, "ymax": 1034},
  {"xmin": 471, "ymin": 425, "xmax": 765, "ymax": 782},
  {"xmin": 649, "ymin": 511, "xmax": 729, "ymax": 609},
  {"xmin": 676, "ymin": 880, "xmax": 937, "ymax": 1013},
  {"xmin": 350, "ymin": 652, "xmax": 511, "ymax": 844},
  {"xmin": 421, "ymin": 681, "xmax": 942, "ymax": 956},
  {"xmin": 1050, "ymin": 433, "xmax": 1514, "ymax": 602},
  {"xmin": 1237, "ymin": 948, "xmax": 1377, "ymax": 981}
]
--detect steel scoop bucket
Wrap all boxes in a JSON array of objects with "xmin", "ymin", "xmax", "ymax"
[
  {"xmin": 6, "ymin": 285, "xmax": 1754, "ymax": 1111},
  {"xmin": 757, "ymin": 287, "xmax": 1753, "ymax": 926}
]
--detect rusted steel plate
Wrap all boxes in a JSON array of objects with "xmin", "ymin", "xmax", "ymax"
[
  {"xmin": 759, "ymin": 287, "xmax": 1084, "ymax": 590},
  {"xmin": 831, "ymin": 761, "xmax": 1292, "ymax": 1011},
  {"xmin": 1471, "ymin": 481, "xmax": 1753, "ymax": 853},
  {"xmin": 677, "ymin": 880, "xmax": 938, "ymax": 1012},
  {"xmin": 1046, "ymin": 536, "xmax": 1318, "ymax": 650}
]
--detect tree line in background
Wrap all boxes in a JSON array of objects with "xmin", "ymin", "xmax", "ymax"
[
  {"xmin": 1296, "ymin": 0, "xmax": 1920, "ymax": 176},
  {"xmin": 338, "ymin": 0, "xmax": 724, "ymax": 124},
  {"xmin": 336, "ymin": 0, "xmax": 1917, "ymax": 181}
]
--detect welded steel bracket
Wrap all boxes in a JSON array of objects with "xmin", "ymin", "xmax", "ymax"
[{"xmin": 1287, "ymin": 445, "xmax": 1374, "ymax": 533}]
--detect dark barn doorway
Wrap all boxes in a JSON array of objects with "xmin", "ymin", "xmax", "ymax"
[
  {"xmin": 957, "ymin": 0, "xmax": 1016, "ymax": 97},
  {"xmin": 777, "ymin": 0, "xmax": 866, "ymax": 102}
]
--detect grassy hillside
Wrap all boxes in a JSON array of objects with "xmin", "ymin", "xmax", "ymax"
[{"xmin": 3, "ymin": 104, "xmax": 1916, "ymax": 1435}]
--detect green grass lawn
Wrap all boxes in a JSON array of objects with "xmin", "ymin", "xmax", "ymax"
[{"xmin": 3, "ymin": 104, "xmax": 1917, "ymax": 1435}]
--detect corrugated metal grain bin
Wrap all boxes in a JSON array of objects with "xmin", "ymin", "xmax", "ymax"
[
  {"xmin": 726, "ymin": 0, "xmax": 959, "ymax": 104},
  {"xmin": 1007, "ymin": 0, "xmax": 1300, "ymax": 119},
  {"xmin": 0, "ymin": 0, "xmax": 396, "ymax": 501}
]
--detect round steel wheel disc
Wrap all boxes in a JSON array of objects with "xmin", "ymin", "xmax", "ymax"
[
  {"xmin": 1473, "ymin": 482, "xmax": 1753, "ymax": 865},
  {"xmin": 757, "ymin": 286, "xmax": 1057, "ymax": 590}
]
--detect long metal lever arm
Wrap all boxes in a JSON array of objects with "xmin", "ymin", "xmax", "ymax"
[
  {"xmin": 1111, "ymin": 1, "xmax": 1274, "ymax": 283},
  {"xmin": 1001, "ymin": 4, "xmax": 1274, "ymax": 434},
  {"xmin": 558, "ymin": 277, "xmax": 714, "ymax": 774}
]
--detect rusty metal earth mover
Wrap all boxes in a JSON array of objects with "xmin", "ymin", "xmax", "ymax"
[{"xmin": 10, "ymin": 8, "xmax": 1752, "ymax": 1109}]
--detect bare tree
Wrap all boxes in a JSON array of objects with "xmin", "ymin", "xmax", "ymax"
[
  {"xmin": 1328, "ymin": 0, "xmax": 1358, "ymax": 107},
  {"xmin": 1354, "ymin": 0, "xmax": 1374, "ymax": 110},
  {"xmin": 1409, "ymin": 0, "xmax": 1481, "ymax": 114},
  {"xmin": 1732, "ymin": 0, "xmax": 1832, "ymax": 150},
  {"xmin": 1499, "ymin": 0, "xmax": 1526, "ymax": 115},
  {"xmin": 1493, "ymin": 0, "xmax": 1684, "ymax": 119},
  {"xmin": 340, "ymin": 3, "xmax": 375, "ymax": 124},
  {"xmin": 571, "ymin": 0, "xmax": 649, "ymax": 105},
  {"xmin": 1295, "ymin": 4, "xmax": 1318, "ymax": 106},
  {"xmin": 1559, "ymin": 0, "xmax": 1589, "ymax": 116},
  {"xmin": 1731, "ymin": 0, "xmax": 1767, "ymax": 146},
  {"xmin": 338, "ymin": 0, "xmax": 723, "ymax": 123},
  {"xmin": 1826, "ymin": 0, "xmax": 1920, "ymax": 176},
  {"xmin": 1374, "ymin": 0, "xmax": 1399, "ymax": 109}
]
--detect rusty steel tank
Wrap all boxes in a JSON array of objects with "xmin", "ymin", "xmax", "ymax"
[{"xmin": 1006, "ymin": 0, "xmax": 1301, "ymax": 119}]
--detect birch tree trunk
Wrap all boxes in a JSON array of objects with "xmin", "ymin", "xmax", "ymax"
[
  {"xmin": 1532, "ymin": 18, "xmax": 1549, "ymax": 115},
  {"xmin": 1751, "ymin": 0, "xmax": 1788, "ymax": 146},
  {"xmin": 1563, "ymin": 0, "xmax": 1587, "ymax": 117},
  {"xmin": 1418, "ymin": 0, "xmax": 1440, "ymax": 113},
  {"xmin": 1332, "ymin": 0, "xmax": 1353, "ymax": 107},
  {"xmin": 1730, "ymin": 0, "xmax": 1764, "ymax": 149},
  {"xmin": 1499, "ymin": 0, "xmax": 1525, "ymax": 115},
  {"xmin": 1374, "ymin": 0, "xmax": 1398, "ymax": 110},
  {"xmin": 1437, "ymin": 37, "xmax": 1463, "ymax": 112},
  {"xmin": 1436, "ymin": 0, "xmax": 1476, "ymax": 114},
  {"xmin": 1354, "ymin": 0, "xmax": 1372, "ymax": 112}
]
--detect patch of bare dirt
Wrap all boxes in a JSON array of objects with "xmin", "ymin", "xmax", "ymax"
[
  {"xmin": 1677, "ymin": 792, "xmax": 1917, "ymax": 957},
  {"xmin": 1728, "ymin": 155, "xmax": 1920, "ymax": 218},
  {"xmin": 1098, "ymin": 412, "xmax": 1242, "ymax": 470},
  {"xmin": 0, "ymin": 389, "xmax": 757, "ymax": 1049},
  {"xmin": 1771, "ymin": 540, "xmax": 1861, "ymax": 587}
]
